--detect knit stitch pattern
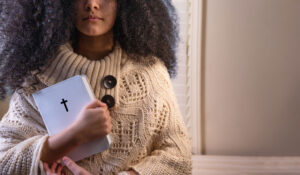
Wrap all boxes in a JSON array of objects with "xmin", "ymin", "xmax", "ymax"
[{"xmin": 0, "ymin": 43, "xmax": 192, "ymax": 175}]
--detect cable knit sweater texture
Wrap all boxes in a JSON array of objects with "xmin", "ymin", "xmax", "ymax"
[{"xmin": 0, "ymin": 43, "xmax": 192, "ymax": 175}]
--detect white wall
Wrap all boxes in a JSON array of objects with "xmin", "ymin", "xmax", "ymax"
[{"xmin": 204, "ymin": 0, "xmax": 300, "ymax": 156}]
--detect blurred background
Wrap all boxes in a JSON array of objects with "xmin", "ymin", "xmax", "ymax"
[
  {"xmin": 198, "ymin": 0, "xmax": 300, "ymax": 156},
  {"xmin": 171, "ymin": 0, "xmax": 300, "ymax": 156},
  {"xmin": 173, "ymin": 0, "xmax": 300, "ymax": 174},
  {"xmin": 0, "ymin": 97, "xmax": 9, "ymax": 118}
]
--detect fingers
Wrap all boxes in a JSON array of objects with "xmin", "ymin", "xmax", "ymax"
[
  {"xmin": 57, "ymin": 164, "xmax": 63, "ymax": 174},
  {"xmin": 98, "ymin": 100, "xmax": 108, "ymax": 108},
  {"xmin": 85, "ymin": 100, "xmax": 101, "ymax": 109},
  {"xmin": 43, "ymin": 162, "xmax": 51, "ymax": 172},
  {"xmin": 92, "ymin": 108, "xmax": 112, "ymax": 123},
  {"xmin": 51, "ymin": 162, "xmax": 57, "ymax": 172},
  {"xmin": 43, "ymin": 162, "xmax": 64, "ymax": 175},
  {"xmin": 43, "ymin": 158, "xmax": 90, "ymax": 175},
  {"xmin": 91, "ymin": 107, "xmax": 110, "ymax": 115},
  {"xmin": 62, "ymin": 157, "xmax": 92, "ymax": 175},
  {"xmin": 86, "ymin": 99, "xmax": 108, "ymax": 109},
  {"xmin": 62, "ymin": 156, "xmax": 82, "ymax": 174}
]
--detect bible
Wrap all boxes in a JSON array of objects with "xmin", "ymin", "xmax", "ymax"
[{"xmin": 33, "ymin": 75, "xmax": 111, "ymax": 161}]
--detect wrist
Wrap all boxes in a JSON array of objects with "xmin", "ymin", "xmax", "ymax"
[
  {"xmin": 41, "ymin": 126, "xmax": 82, "ymax": 163},
  {"xmin": 67, "ymin": 123, "xmax": 85, "ymax": 146}
]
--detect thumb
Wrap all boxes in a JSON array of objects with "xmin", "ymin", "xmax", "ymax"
[
  {"xmin": 85, "ymin": 100, "xmax": 101, "ymax": 109},
  {"xmin": 98, "ymin": 100, "xmax": 108, "ymax": 108},
  {"xmin": 62, "ymin": 157, "xmax": 82, "ymax": 173}
]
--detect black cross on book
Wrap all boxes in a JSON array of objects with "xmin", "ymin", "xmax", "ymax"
[{"xmin": 61, "ymin": 98, "xmax": 69, "ymax": 112}]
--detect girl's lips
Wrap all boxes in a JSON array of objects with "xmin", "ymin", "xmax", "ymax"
[
  {"xmin": 85, "ymin": 18, "xmax": 103, "ymax": 22},
  {"xmin": 83, "ymin": 16, "xmax": 104, "ymax": 21}
]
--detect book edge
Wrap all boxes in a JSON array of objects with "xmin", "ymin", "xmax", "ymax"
[
  {"xmin": 32, "ymin": 93, "xmax": 55, "ymax": 136},
  {"xmin": 81, "ymin": 75, "xmax": 96, "ymax": 100},
  {"xmin": 81, "ymin": 75, "xmax": 112, "ymax": 147}
]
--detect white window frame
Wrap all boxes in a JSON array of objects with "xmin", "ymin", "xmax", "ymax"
[{"xmin": 186, "ymin": 0, "xmax": 202, "ymax": 155}]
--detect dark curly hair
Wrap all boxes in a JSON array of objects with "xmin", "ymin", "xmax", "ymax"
[{"xmin": 0, "ymin": 0, "xmax": 179, "ymax": 99}]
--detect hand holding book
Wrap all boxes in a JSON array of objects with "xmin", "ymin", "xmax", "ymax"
[
  {"xmin": 41, "ymin": 99, "xmax": 112, "ymax": 163},
  {"xmin": 35, "ymin": 75, "xmax": 112, "ymax": 162},
  {"xmin": 70, "ymin": 99, "xmax": 112, "ymax": 145}
]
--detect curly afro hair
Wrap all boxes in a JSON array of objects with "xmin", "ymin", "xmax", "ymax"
[{"xmin": 0, "ymin": 0, "xmax": 179, "ymax": 99}]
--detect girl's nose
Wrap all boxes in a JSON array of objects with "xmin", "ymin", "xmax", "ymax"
[{"xmin": 85, "ymin": 0, "xmax": 100, "ymax": 11}]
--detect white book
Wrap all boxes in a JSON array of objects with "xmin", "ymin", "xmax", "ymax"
[{"xmin": 33, "ymin": 75, "xmax": 111, "ymax": 161}]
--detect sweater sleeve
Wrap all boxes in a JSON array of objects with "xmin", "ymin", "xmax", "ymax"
[
  {"xmin": 0, "ymin": 90, "xmax": 49, "ymax": 175},
  {"xmin": 130, "ymin": 63, "xmax": 192, "ymax": 175}
]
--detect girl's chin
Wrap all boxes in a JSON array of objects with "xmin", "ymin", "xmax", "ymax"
[{"xmin": 79, "ymin": 30, "xmax": 110, "ymax": 37}]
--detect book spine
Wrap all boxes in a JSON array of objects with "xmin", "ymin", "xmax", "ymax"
[{"xmin": 81, "ymin": 75, "xmax": 96, "ymax": 100}]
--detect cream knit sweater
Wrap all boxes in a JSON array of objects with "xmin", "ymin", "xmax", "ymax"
[{"xmin": 0, "ymin": 43, "xmax": 192, "ymax": 175}]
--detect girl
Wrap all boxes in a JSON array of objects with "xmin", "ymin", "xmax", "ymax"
[{"xmin": 0, "ymin": 0, "xmax": 192, "ymax": 174}]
